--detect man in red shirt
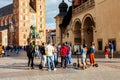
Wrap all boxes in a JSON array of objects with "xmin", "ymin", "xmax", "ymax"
[{"xmin": 60, "ymin": 43, "xmax": 69, "ymax": 68}]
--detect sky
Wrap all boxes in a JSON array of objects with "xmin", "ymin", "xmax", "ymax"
[{"xmin": 0, "ymin": 0, "xmax": 71, "ymax": 29}]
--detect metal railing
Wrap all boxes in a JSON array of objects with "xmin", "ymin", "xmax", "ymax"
[{"xmin": 72, "ymin": 0, "xmax": 95, "ymax": 15}]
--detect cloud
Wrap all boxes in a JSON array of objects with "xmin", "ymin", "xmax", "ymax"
[
  {"xmin": 47, "ymin": 10, "xmax": 57, "ymax": 18},
  {"xmin": 46, "ymin": 0, "xmax": 58, "ymax": 5},
  {"xmin": 0, "ymin": 0, "xmax": 12, "ymax": 8},
  {"xmin": 46, "ymin": 23, "xmax": 56, "ymax": 29},
  {"xmin": 46, "ymin": 0, "xmax": 72, "ymax": 29},
  {"xmin": 0, "ymin": 0, "xmax": 72, "ymax": 29},
  {"xmin": 51, "ymin": 0, "xmax": 57, "ymax": 3}
]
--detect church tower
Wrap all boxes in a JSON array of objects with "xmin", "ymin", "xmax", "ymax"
[
  {"xmin": 55, "ymin": 0, "xmax": 68, "ymax": 45},
  {"xmin": 12, "ymin": 0, "xmax": 46, "ymax": 46}
]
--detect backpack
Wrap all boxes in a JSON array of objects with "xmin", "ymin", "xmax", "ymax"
[{"xmin": 39, "ymin": 64, "xmax": 43, "ymax": 69}]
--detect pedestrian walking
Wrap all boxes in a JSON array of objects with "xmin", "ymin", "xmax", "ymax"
[
  {"xmin": 60, "ymin": 43, "xmax": 69, "ymax": 69},
  {"xmin": 26, "ymin": 42, "xmax": 35, "ymax": 69},
  {"xmin": 53, "ymin": 44, "xmax": 58, "ymax": 67},
  {"xmin": 89, "ymin": 42, "xmax": 96, "ymax": 67},
  {"xmin": 66, "ymin": 42, "xmax": 72, "ymax": 65},
  {"xmin": 45, "ymin": 42, "xmax": 56, "ymax": 71},
  {"xmin": 81, "ymin": 44, "xmax": 87, "ymax": 70},
  {"xmin": 0, "ymin": 44, "xmax": 3, "ymax": 57},
  {"xmin": 109, "ymin": 41, "xmax": 114, "ymax": 59},
  {"xmin": 39, "ymin": 43, "xmax": 46, "ymax": 68},
  {"xmin": 57, "ymin": 43, "xmax": 61, "ymax": 61},
  {"xmin": 104, "ymin": 43, "xmax": 109, "ymax": 59}
]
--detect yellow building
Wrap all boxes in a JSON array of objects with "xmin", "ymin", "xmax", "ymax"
[
  {"xmin": 55, "ymin": 0, "xmax": 120, "ymax": 53},
  {"xmin": 0, "ymin": 0, "xmax": 46, "ymax": 46}
]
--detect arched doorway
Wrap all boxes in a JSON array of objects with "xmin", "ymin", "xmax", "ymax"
[
  {"xmin": 83, "ymin": 15, "xmax": 95, "ymax": 48},
  {"xmin": 74, "ymin": 20, "xmax": 82, "ymax": 45}
]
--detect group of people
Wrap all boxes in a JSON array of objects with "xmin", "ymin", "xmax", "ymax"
[
  {"xmin": 104, "ymin": 41, "xmax": 114, "ymax": 59},
  {"xmin": 0, "ymin": 45, "xmax": 25, "ymax": 57},
  {"xmin": 80, "ymin": 41, "xmax": 114, "ymax": 69},
  {"xmin": 26, "ymin": 41, "xmax": 58, "ymax": 71},
  {"xmin": 26, "ymin": 41, "xmax": 73, "ymax": 71},
  {"xmin": 25, "ymin": 41, "xmax": 97, "ymax": 71},
  {"xmin": 80, "ymin": 42, "xmax": 96, "ymax": 70},
  {"xmin": 25, "ymin": 41, "xmax": 114, "ymax": 71}
]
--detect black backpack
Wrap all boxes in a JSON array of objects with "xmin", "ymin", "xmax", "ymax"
[{"xmin": 39, "ymin": 64, "xmax": 43, "ymax": 69}]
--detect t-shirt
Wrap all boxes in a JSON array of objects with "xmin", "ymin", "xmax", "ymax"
[
  {"xmin": 45, "ymin": 44, "xmax": 54, "ymax": 56},
  {"xmin": 39, "ymin": 46, "xmax": 45, "ymax": 55},
  {"xmin": 89, "ymin": 47, "xmax": 95, "ymax": 54},
  {"xmin": 81, "ymin": 48, "xmax": 87, "ymax": 58},
  {"xmin": 110, "ymin": 43, "xmax": 114, "ymax": 50}
]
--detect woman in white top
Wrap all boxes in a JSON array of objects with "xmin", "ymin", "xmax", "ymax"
[{"xmin": 81, "ymin": 44, "xmax": 87, "ymax": 70}]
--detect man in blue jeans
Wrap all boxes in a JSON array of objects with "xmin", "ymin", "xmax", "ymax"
[
  {"xmin": 109, "ymin": 42, "xmax": 114, "ymax": 59},
  {"xmin": 45, "ymin": 42, "xmax": 56, "ymax": 71}
]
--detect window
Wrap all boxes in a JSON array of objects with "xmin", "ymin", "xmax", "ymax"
[
  {"xmin": 23, "ymin": 16, "xmax": 26, "ymax": 20},
  {"xmin": 67, "ymin": 33, "xmax": 69, "ymax": 38},
  {"xmin": 98, "ymin": 39, "xmax": 103, "ymax": 50},
  {"xmin": 23, "ymin": 9, "xmax": 26, "ymax": 13},
  {"xmin": 40, "ymin": 24, "xmax": 42, "ymax": 28},
  {"xmin": 23, "ymin": 34, "xmax": 26, "ymax": 39},
  {"xmin": 23, "ymin": 23, "xmax": 25, "ymax": 26},
  {"xmin": 22, "ymin": 3, "xmax": 25, "ymax": 6},
  {"xmin": 1, "ymin": 19, "xmax": 3, "ymax": 26},
  {"xmin": 40, "ymin": 18, "xmax": 42, "ymax": 22},
  {"xmin": 5, "ymin": 36, "xmax": 7, "ymax": 44},
  {"xmin": 40, "ymin": 11, "xmax": 42, "ymax": 15},
  {"xmin": 5, "ymin": 17, "xmax": 7, "ymax": 25},
  {"xmin": 40, "ymin": 5, "xmax": 41, "ymax": 9}
]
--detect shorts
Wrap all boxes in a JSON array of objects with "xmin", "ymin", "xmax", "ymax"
[
  {"xmin": 81, "ymin": 57, "xmax": 86, "ymax": 64},
  {"xmin": 110, "ymin": 49, "xmax": 114, "ymax": 54}
]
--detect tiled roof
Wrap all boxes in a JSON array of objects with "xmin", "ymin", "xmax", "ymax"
[
  {"xmin": 0, "ymin": 4, "xmax": 13, "ymax": 17},
  {"xmin": 46, "ymin": 29, "xmax": 56, "ymax": 33}
]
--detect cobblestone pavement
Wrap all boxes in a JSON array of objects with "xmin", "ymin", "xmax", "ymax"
[{"xmin": 0, "ymin": 50, "xmax": 120, "ymax": 80}]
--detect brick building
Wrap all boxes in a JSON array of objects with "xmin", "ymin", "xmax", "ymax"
[{"xmin": 0, "ymin": 0, "xmax": 46, "ymax": 46}]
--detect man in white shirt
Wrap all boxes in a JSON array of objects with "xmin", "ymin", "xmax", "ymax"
[{"xmin": 45, "ymin": 42, "xmax": 56, "ymax": 71}]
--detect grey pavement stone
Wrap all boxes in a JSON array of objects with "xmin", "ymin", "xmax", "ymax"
[{"xmin": 0, "ymin": 50, "xmax": 120, "ymax": 80}]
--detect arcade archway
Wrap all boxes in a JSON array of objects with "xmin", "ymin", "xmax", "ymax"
[
  {"xmin": 73, "ymin": 19, "xmax": 82, "ymax": 45},
  {"xmin": 82, "ymin": 15, "xmax": 95, "ymax": 48}
]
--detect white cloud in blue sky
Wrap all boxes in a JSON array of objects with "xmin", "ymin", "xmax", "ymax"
[
  {"xmin": 46, "ymin": 0, "xmax": 71, "ymax": 29},
  {"xmin": 0, "ymin": 0, "xmax": 12, "ymax": 8},
  {"xmin": 0, "ymin": 0, "xmax": 72, "ymax": 29}
]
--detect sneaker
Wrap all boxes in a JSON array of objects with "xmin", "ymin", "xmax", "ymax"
[
  {"xmin": 48, "ymin": 69, "xmax": 51, "ymax": 71},
  {"xmin": 31, "ymin": 67, "xmax": 34, "ymax": 69},
  {"xmin": 64, "ymin": 67, "xmax": 67, "ymax": 69},
  {"xmin": 53, "ymin": 68, "xmax": 57, "ymax": 71}
]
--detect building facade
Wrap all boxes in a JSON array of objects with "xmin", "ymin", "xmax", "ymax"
[
  {"xmin": 55, "ymin": 0, "xmax": 120, "ymax": 53},
  {"xmin": 46, "ymin": 29, "xmax": 56, "ymax": 44},
  {"xmin": 0, "ymin": 0, "xmax": 46, "ymax": 46}
]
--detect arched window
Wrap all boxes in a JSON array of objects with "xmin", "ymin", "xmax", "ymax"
[
  {"xmin": 5, "ymin": 16, "xmax": 8, "ymax": 25},
  {"xmin": 1, "ymin": 18, "xmax": 4, "ymax": 26}
]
